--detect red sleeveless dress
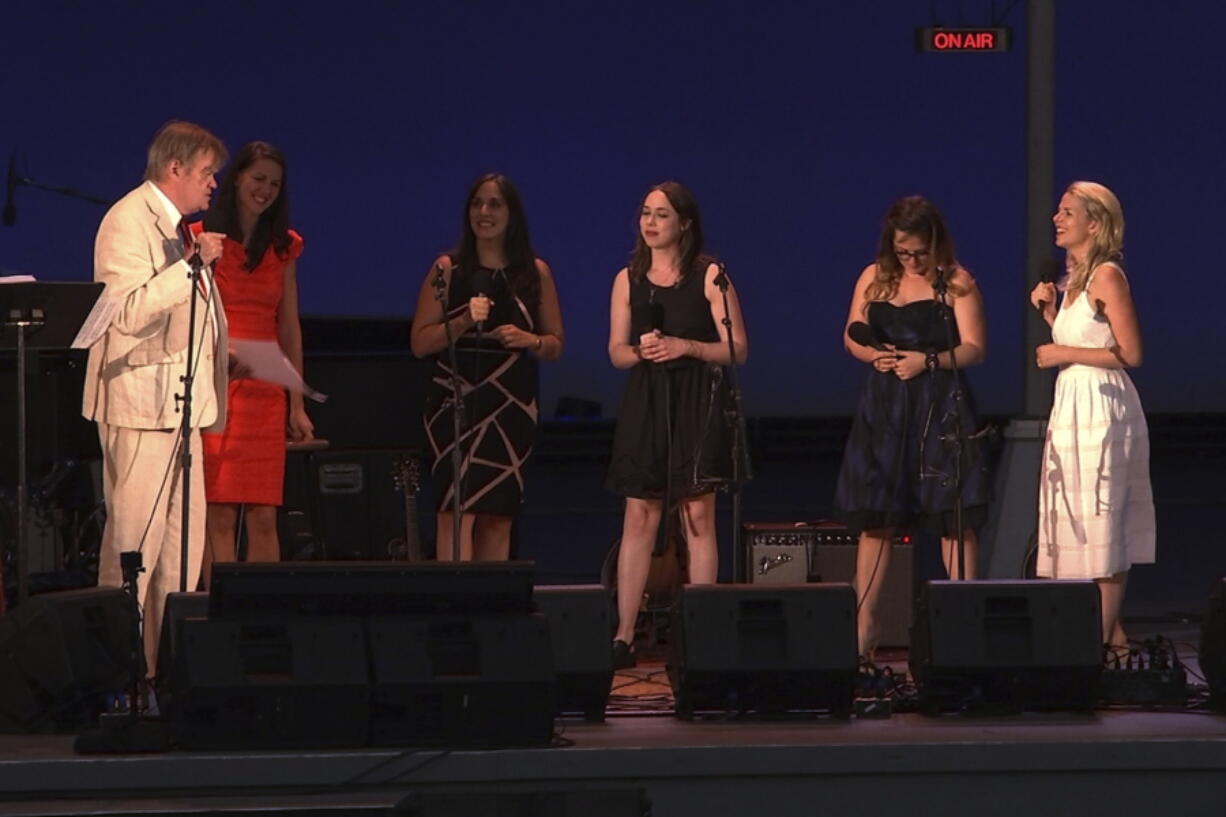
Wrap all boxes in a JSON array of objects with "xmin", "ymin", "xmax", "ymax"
[{"xmin": 196, "ymin": 225, "xmax": 304, "ymax": 505}]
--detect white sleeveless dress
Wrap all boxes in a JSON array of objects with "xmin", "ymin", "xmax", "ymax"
[{"xmin": 1036, "ymin": 264, "xmax": 1156, "ymax": 579}]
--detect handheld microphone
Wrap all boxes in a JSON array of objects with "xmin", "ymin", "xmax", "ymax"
[
  {"xmin": 648, "ymin": 301, "xmax": 665, "ymax": 333},
  {"xmin": 1037, "ymin": 258, "xmax": 1061, "ymax": 310},
  {"xmin": 3, "ymin": 153, "xmax": 18, "ymax": 227},
  {"xmin": 471, "ymin": 268, "xmax": 493, "ymax": 332},
  {"xmin": 847, "ymin": 321, "xmax": 885, "ymax": 351}
]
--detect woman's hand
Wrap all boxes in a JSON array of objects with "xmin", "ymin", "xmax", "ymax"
[
  {"xmin": 1030, "ymin": 282, "xmax": 1057, "ymax": 324},
  {"xmin": 892, "ymin": 350, "xmax": 927, "ymax": 380},
  {"xmin": 490, "ymin": 324, "xmax": 539, "ymax": 349},
  {"xmin": 638, "ymin": 331, "xmax": 692, "ymax": 363},
  {"xmin": 1035, "ymin": 343, "xmax": 1067, "ymax": 368},
  {"xmin": 870, "ymin": 351, "xmax": 899, "ymax": 374},
  {"xmin": 288, "ymin": 405, "xmax": 315, "ymax": 442},
  {"xmin": 468, "ymin": 295, "xmax": 492, "ymax": 324}
]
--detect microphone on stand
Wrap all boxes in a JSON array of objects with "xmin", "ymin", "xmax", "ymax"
[
  {"xmin": 471, "ymin": 268, "xmax": 493, "ymax": 333},
  {"xmin": 3, "ymin": 153, "xmax": 19, "ymax": 227}
]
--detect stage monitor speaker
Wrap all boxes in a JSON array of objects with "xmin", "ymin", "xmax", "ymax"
[
  {"xmin": 394, "ymin": 788, "xmax": 650, "ymax": 817},
  {"xmin": 742, "ymin": 522, "xmax": 912, "ymax": 646},
  {"xmin": 155, "ymin": 592, "xmax": 208, "ymax": 684},
  {"xmin": 667, "ymin": 584, "xmax": 857, "ymax": 718},
  {"xmin": 368, "ymin": 613, "xmax": 555, "ymax": 747},
  {"xmin": 171, "ymin": 617, "xmax": 370, "ymax": 749},
  {"xmin": 1200, "ymin": 577, "xmax": 1226, "ymax": 712},
  {"xmin": 535, "ymin": 585, "xmax": 614, "ymax": 721},
  {"xmin": 910, "ymin": 580, "xmax": 1102, "ymax": 713},
  {"xmin": 0, "ymin": 587, "xmax": 132, "ymax": 732},
  {"xmin": 208, "ymin": 561, "xmax": 536, "ymax": 621}
]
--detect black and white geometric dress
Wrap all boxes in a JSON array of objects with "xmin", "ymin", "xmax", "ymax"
[{"xmin": 423, "ymin": 264, "xmax": 540, "ymax": 515}]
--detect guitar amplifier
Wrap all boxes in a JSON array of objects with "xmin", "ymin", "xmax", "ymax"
[
  {"xmin": 281, "ymin": 447, "xmax": 421, "ymax": 561},
  {"xmin": 742, "ymin": 521, "xmax": 913, "ymax": 647}
]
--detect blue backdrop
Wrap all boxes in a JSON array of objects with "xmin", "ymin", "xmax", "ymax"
[{"xmin": 2, "ymin": 0, "xmax": 1222, "ymax": 417}]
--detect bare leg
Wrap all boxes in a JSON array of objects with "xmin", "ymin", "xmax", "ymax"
[
  {"xmin": 472, "ymin": 514, "xmax": 513, "ymax": 561},
  {"xmin": 243, "ymin": 505, "xmax": 281, "ymax": 563},
  {"xmin": 940, "ymin": 528, "xmax": 978, "ymax": 580},
  {"xmin": 614, "ymin": 498, "xmax": 662, "ymax": 644},
  {"xmin": 435, "ymin": 512, "xmax": 476, "ymax": 561},
  {"xmin": 202, "ymin": 503, "xmax": 239, "ymax": 590},
  {"xmin": 1098, "ymin": 571, "xmax": 1129, "ymax": 646},
  {"xmin": 854, "ymin": 528, "xmax": 894, "ymax": 657},
  {"xmin": 680, "ymin": 493, "xmax": 717, "ymax": 584}
]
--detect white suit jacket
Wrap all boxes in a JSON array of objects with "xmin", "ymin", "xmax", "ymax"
[{"xmin": 82, "ymin": 181, "xmax": 228, "ymax": 432}]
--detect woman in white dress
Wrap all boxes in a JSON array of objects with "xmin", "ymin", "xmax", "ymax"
[{"xmin": 1030, "ymin": 181, "xmax": 1156, "ymax": 652}]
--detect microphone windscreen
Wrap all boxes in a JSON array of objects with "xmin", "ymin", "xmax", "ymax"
[
  {"xmin": 847, "ymin": 321, "xmax": 882, "ymax": 350},
  {"xmin": 1039, "ymin": 258, "xmax": 1061, "ymax": 285},
  {"xmin": 648, "ymin": 302, "xmax": 666, "ymax": 332},
  {"xmin": 201, "ymin": 208, "xmax": 224, "ymax": 234},
  {"xmin": 471, "ymin": 268, "xmax": 493, "ymax": 295}
]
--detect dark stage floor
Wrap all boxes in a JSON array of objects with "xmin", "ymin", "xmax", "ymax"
[{"xmin": 1, "ymin": 698, "xmax": 1224, "ymax": 816}]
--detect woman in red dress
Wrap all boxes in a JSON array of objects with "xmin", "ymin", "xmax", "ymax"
[{"xmin": 195, "ymin": 142, "xmax": 313, "ymax": 587}]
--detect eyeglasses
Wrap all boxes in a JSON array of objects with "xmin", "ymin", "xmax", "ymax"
[{"xmin": 894, "ymin": 247, "xmax": 931, "ymax": 261}]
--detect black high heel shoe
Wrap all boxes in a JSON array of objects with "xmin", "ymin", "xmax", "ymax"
[{"xmin": 612, "ymin": 639, "xmax": 637, "ymax": 670}]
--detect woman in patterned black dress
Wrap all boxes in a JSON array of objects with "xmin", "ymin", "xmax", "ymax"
[
  {"xmin": 833, "ymin": 196, "xmax": 989, "ymax": 656},
  {"xmin": 410, "ymin": 174, "xmax": 565, "ymax": 560},
  {"xmin": 605, "ymin": 181, "xmax": 748, "ymax": 668}
]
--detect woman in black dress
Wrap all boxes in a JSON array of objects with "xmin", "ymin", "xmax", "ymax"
[
  {"xmin": 606, "ymin": 181, "xmax": 748, "ymax": 668},
  {"xmin": 833, "ymin": 195, "xmax": 989, "ymax": 656},
  {"xmin": 410, "ymin": 173, "xmax": 564, "ymax": 560}
]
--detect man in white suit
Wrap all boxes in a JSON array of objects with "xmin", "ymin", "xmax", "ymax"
[{"xmin": 83, "ymin": 121, "xmax": 229, "ymax": 672}]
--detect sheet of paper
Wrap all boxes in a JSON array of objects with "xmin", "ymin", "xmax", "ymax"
[
  {"xmin": 71, "ymin": 296, "xmax": 123, "ymax": 349},
  {"xmin": 230, "ymin": 338, "xmax": 328, "ymax": 403},
  {"xmin": 0, "ymin": 275, "xmax": 38, "ymax": 284}
]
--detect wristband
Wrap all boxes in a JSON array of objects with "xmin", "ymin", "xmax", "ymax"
[
  {"xmin": 534, "ymin": 335, "xmax": 544, "ymax": 351},
  {"xmin": 925, "ymin": 351, "xmax": 939, "ymax": 371}
]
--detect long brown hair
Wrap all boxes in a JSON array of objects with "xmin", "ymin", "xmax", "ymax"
[
  {"xmin": 203, "ymin": 141, "xmax": 292, "ymax": 271},
  {"xmin": 451, "ymin": 173, "xmax": 541, "ymax": 307},
  {"xmin": 864, "ymin": 195, "xmax": 965, "ymax": 304},
  {"xmin": 627, "ymin": 181, "xmax": 713, "ymax": 284}
]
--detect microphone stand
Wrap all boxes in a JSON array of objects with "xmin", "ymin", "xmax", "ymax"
[
  {"xmin": 432, "ymin": 266, "xmax": 465, "ymax": 560},
  {"xmin": 175, "ymin": 254, "xmax": 208, "ymax": 593},
  {"xmin": 4, "ymin": 155, "xmax": 110, "ymax": 226},
  {"xmin": 714, "ymin": 265, "xmax": 753, "ymax": 582},
  {"xmin": 926, "ymin": 268, "xmax": 968, "ymax": 579}
]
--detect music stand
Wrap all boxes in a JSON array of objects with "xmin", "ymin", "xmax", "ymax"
[{"xmin": 1, "ymin": 282, "xmax": 104, "ymax": 607}]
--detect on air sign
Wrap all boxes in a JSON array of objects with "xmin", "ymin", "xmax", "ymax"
[{"xmin": 916, "ymin": 27, "xmax": 1012, "ymax": 52}]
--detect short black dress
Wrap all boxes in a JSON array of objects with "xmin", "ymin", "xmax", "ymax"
[
  {"xmin": 606, "ymin": 269, "xmax": 735, "ymax": 499},
  {"xmin": 832, "ymin": 300, "xmax": 991, "ymax": 536},
  {"xmin": 423, "ymin": 264, "xmax": 540, "ymax": 515}
]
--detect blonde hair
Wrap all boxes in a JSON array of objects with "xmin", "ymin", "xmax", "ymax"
[
  {"xmin": 143, "ymin": 120, "xmax": 227, "ymax": 182},
  {"xmin": 1064, "ymin": 180, "xmax": 1124, "ymax": 292}
]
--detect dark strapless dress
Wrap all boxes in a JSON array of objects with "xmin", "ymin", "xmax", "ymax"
[{"xmin": 832, "ymin": 300, "xmax": 991, "ymax": 537}]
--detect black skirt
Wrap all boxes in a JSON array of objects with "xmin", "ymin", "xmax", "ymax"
[{"xmin": 606, "ymin": 359, "xmax": 735, "ymax": 499}]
